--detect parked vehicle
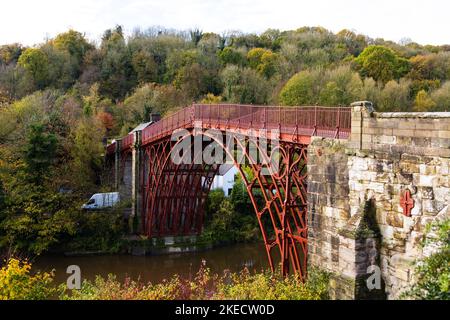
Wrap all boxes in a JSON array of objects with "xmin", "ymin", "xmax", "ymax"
[{"xmin": 82, "ymin": 192, "xmax": 120, "ymax": 210}]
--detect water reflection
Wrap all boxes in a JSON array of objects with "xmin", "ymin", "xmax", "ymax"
[{"xmin": 33, "ymin": 242, "xmax": 269, "ymax": 285}]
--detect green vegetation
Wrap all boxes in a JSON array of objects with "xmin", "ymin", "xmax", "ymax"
[
  {"xmin": 404, "ymin": 219, "xmax": 450, "ymax": 300},
  {"xmin": 201, "ymin": 170, "xmax": 260, "ymax": 245}
]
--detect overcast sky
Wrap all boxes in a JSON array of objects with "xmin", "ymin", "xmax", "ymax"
[{"xmin": 1, "ymin": 0, "xmax": 449, "ymax": 46}]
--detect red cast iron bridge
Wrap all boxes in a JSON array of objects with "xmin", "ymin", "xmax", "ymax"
[{"xmin": 106, "ymin": 104, "xmax": 351, "ymax": 279}]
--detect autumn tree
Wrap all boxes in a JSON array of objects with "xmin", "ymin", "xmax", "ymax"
[
  {"xmin": 53, "ymin": 30, "xmax": 93, "ymax": 65},
  {"xmin": 414, "ymin": 89, "xmax": 436, "ymax": 112}
]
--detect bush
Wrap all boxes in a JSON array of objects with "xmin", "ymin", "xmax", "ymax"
[
  {"xmin": 0, "ymin": 258, "xmax": 55, "ymax": 300},
  {"xmin": 59, "ymin": 264, "xmax": 330, "ymax": 300},
  {"xmin": 403, "ymin": 219, "xmax": 450, "ymax": 300}
]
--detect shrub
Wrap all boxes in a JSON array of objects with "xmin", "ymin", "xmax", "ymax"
[
  {"xmin": 0, "ymin": 258, "xmax": 55, "ymax": 300},
  {"xmin": 403, "ymin": 219, "xmax": 450, "ymax": 300},
  {"xmin": 59, "ymin": 264, "xmax": 330, "ymax": 300}
]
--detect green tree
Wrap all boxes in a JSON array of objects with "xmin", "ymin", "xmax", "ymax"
[
  {"xmin": 218, "ymin": 47, "xmax": 246, "ymax": 66},
  {"xmin": 318, "ymin": 65, "xmax": 363, "ymax": 106},
  {"xmin": 70, "ymin": 118, "xmax": 105, "ymax": 191},
  {"xmin": 24, "ymin": 124, "xmax": 57, "ymax": 183},
  {"xmin": 354, "ymin": 45, "xmax": 410, "ymax": 83},
  {"xmin": 247, "ymin": 48, "xmax": 280, "ymax": 78},
  {"xmin": 131, "ymin": 50, "xmax": 158, "ymax": 85},
  {"xmin": 220, "ymin": 65, "xmax": 269, "ymax": 104},
  {"xmin": 18, "ymin": 48, "xmax": 50, "ymax": 89},
  {"xmin": 99, "ymin": 26, "xmax": 136, "ymax": 100},
  {"xmin": 279, "ymin": 70, "xmax": 321, "ymax": 106}
]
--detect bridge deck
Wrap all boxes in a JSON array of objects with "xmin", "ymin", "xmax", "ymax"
[{"xmin": 107, "ymin": 104, "xmax": 351, "ymax": 153}]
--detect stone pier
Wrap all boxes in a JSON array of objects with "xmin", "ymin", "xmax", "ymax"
[{"xmin": 308, "ymin": 101, "xmax": 450, "ymax": 299}]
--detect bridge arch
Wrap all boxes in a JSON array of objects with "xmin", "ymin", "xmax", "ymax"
[{"xmin": 140, "ymin": 127, "xmax": 308, "ymax": 279}]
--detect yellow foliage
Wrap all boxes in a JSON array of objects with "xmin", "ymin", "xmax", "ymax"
[{"xmin": 0, "ymin": 258, "xmax": 55, "ymax": 300}]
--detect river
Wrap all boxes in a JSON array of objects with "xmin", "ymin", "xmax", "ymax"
[{"xmin": 32, "ymin": 242, "xmax": 270, "ymax": 285}]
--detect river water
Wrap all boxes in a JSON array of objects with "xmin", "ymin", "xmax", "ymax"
[{"xmin": 33, "ymin": 242, "xmax": 270, "ymax": 285}]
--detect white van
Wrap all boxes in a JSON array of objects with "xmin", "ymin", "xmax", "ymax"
[{"xmin": 82, "ymin": 192, "xmax": 120, "ymax": 210}]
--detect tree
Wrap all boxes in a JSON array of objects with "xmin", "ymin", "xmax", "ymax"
[
  {"xmin": 220, "ymin": 65, "xmax": 269, "ymax": 104},
  {"xmin": 70, "ymin": 118, "xmax": 105, "ymax": 191},
  {"xmin": 53, "ymin": 30, "xmax": 92, "ymax": 64},
  {"xmin": 378, "ymin": 79, "xmax": 412, "ymax": 111},
  {"xmin": 218, "ymin": 47, "xmax": 245, "ymax": 66},
  {"xmin": 354, "ymin": 45, "xmax": 410, "ymax": 83},
  {"xmin": 318, "ymin": 65, "xmax": 363, "ymax": 106},
  {"xmin": 190, "ymin": 29, "xmax": 203, "ymax": 46},
  {"xmin": 200, "ymin": 93, "xmax": 222, "ymax": 104},
  {"xmin": 99, "ymin": 26, "xmax": 136, "ymax": 100},
  {"xmin": 408, "ymin": 53, "xmax": 450, "ymax": 81},
  {"xmin": 24, "ymin": 124, "xmax": 57, "ymax": 183},
  {"xmin": 131, "ymin": 50, "xmax": 158, "ymax": 85},
  {"xmin": 279, "ymin": 70, "xmax": 321, "ymax": 106},
  {"xmin": 0, "ymin": 43, "xmax": 24, "ymax": 65},
  {"xmin": 17, "ymin": 48, "xmax": 49, "ymax": 89},
  {"xmin": 414, "ymin": 89, "xmax": 436, "ymax": 112},
  {"xmin": 431, "ymin": 81, "xmax": 450, "ymax": 111},
  {"xmin": 247, "ymin": 48, "xmax": 280, "ymax": 78},
  {"xmin": 337, "ymin": 29, "xmax": 367, "ymax": 57},
  {"xmin": 0, "ymin": 64, "xmax": 32, "ymax": 100}
]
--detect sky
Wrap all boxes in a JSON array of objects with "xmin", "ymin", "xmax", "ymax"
[{"xmin": 0, "ymin": 0, "xmax": 449, "ymax": 46}]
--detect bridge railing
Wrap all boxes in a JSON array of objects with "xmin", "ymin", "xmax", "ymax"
[
  {"xmin": 121, "ymin": 133, "xmax": 134, "ymax": 151},
  {"xmin": 141, "ymin": 106, "xmax": 194, "ymax": 145},
  {"xmin": 108, "ymin": 104, "xmax": 352, "ymax": 154},
  {"xmin": 193, "ymin": 104, "xmax": 351, "ymax": 139}
]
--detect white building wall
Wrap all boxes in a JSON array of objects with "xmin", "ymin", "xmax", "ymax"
[{"xmin": 211, "ymin": 166, "xmax": 239, "ymax": 196}]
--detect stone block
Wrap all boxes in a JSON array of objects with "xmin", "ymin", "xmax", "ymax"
[
  {"xmin": 367, "ymin": 182, "xmax": 385, "ymax": 193},
  {"xmin": 415, "ymin": 175, "xmax": 438, "ymax": 187},
  {"xmin": 438, "ymin": 131, "xmax": 450, "ymax": 139},
  {"xmin": 386, "ymin": 212, "xmax": 404, "ymax": 228},
  {"xmin": 419, "ymin": 164, "xmax": 436, "ymax": 175},
  {"xmin": 399, "ymin": 162, "xmax": 419, "ymax": 174},
  {"xmin": 397, "ymin": 120, "xmax": 416, "ymax": 130},
  {"xmin": 418, "ymin": 186, "xmax": 434, "ymax": 199},
  {"xmin": 410, "ymin": 200, "xmax": 422, "ymax": 217},
  {"xmin": 392, "ymin": 129, "xmax": 416, "ymax": 137}
]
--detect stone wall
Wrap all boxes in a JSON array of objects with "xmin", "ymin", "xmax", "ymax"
[{"xmin": 307, "ymin": 102, "xmax": 450, "ymax": 300}]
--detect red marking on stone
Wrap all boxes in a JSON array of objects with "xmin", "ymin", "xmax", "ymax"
[{"xmin": 400, "ymin": 190, "xmax": 414, "ymax": 217}]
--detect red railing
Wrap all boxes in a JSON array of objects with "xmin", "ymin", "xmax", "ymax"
[
  {"xmin": 141, "ymin": 106, "xmax": 194, "ymax": 146},
  {"xmin": 192, "ymin": 104, "xmax": 351, "ymax": 139},
  {"xmin": 121, "ymin": 133, "xmax": 134, "ymax": 151},
  {"xmin": 107, "ymin": 104, "xmax": 352, "ymax": 154}
]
